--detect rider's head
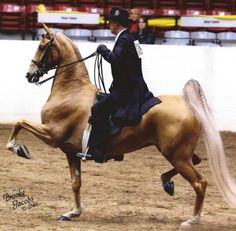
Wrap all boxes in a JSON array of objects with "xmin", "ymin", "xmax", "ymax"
[{"xmin": 106, "ymin": 7, "xmax": 129, "ymax": 35}]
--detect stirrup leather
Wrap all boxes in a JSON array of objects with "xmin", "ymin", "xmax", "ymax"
[
  {"xmin": 78, "ymin": 123, "xmax": 92, "ymax": 161},
  {"xmin": 82, "ymin": 123, "xmax": 92, "ymax": 153}
]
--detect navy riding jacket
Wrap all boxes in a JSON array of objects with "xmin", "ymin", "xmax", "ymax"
[{"xmin": 98, "ymin": 29, "xmax": 159, "ymax": 126}]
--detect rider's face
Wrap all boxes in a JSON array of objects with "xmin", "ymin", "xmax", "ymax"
[{"xmin": 109, "ymin": 20, "xmax": 119, "ymax": 35}]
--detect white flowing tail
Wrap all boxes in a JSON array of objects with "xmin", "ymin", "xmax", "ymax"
[{"xmin": 183, "ymin": 79, "xmax": 236, "ymax": 207}]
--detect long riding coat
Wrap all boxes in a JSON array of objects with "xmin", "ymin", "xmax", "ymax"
[{"xmin": 98, "ymin": 29, "xmax": 159, "ymax": 126}]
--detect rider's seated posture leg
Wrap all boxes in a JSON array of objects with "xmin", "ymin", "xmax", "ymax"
[
  {"xmin": 78, "ymin": 94, "xmax": 112, "ymax": 163},
  {"xmin": 89, "ymin": 97, "xmax": 111, "ymax": 163}
]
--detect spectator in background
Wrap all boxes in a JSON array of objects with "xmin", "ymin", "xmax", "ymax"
[
  {"xmin": 135, "ymin": 16, "xmax": 156, "ymax": 44},
  {"xmin": 128, "ymin": 8, "xmax": 141, "ymax": 34}
]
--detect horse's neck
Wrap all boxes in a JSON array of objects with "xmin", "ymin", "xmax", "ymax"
[{"xmin": 51, "ymin": 44, "xmax": 91, "ymax": 93}]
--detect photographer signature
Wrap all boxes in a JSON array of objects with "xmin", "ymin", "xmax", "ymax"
[{"xmin": 2, "ymin": 189, "xmax": 38, "ymax": 211}]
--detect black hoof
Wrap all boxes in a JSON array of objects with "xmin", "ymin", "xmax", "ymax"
[
  {"xmin": 16, "ymin": 145, "xmax": 31, "ymax": 159},
  {"xmin": 58, "ymin": 215, "xmax": 71, "ymax": 221},
  {"xmin": 114, "ymin": 154, "xmax": 124, "ymax": 161},
  {"xmin": 163, "ymin": 181, "xmax": 174, "ymax": 196}
]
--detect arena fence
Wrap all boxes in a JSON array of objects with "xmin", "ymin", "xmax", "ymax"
[{"xmin": 0, "ymin": 40, "xmax": 235, "ymax": 131}]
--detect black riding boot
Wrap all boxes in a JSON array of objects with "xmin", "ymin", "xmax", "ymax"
[
  {"xmin": 76, "ymin": 119, "xmax": 108, "ymax": 162},
  {"xmin": 87, "ymin": 93, "xmax": 112, "ymax": 163}
]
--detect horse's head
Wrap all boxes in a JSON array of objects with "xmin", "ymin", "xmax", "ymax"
[{"xmin": 26, "ymin": 24, "xmax": 60, "ymax": 84}]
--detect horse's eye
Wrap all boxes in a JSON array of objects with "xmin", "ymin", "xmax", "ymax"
[{"xmin": 39, "ymin": 45, "xmax": 45, "ymax": 51}]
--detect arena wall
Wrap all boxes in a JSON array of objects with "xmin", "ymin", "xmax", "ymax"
[{"xmin": 0, "ymin": 40, "xmax": 236, "ymax": 131}]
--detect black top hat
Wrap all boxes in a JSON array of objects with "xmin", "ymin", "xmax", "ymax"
[{"xmin": 106, "ymin": 7, "xmax": 129, "ymax": 27}]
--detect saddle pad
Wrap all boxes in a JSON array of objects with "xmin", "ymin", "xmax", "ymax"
[{"xmin": 141, "ymin": 97, "xmax": 162, "ymax": 114}]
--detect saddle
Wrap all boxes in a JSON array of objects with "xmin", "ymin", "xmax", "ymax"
[{"xmin": 81, "ymin": 92, "xmax": 161, "ymax": 155}]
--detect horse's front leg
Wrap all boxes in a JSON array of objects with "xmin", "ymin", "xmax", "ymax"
[
  {"xmin": 6, "ymin": 119, "xmax": 55, "ymax": 159},
  {"xmin": 59, "ymin": 153, "xmax": 82, "ymax": 221}
]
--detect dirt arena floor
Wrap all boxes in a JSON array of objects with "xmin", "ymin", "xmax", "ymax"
[{"xmin": 1, "ymin": 124, "xmax": 236, "ymax": 231}]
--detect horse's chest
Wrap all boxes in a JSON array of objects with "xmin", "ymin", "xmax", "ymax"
[{"xmin": 41, "ymin": 101, "xmax": 75, "ymax": 121}]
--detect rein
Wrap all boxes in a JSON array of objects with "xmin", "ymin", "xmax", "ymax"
[
  {"xmin": 31, "ymin": 32, "xmax": 107, "ymax": 93},
  {"xmin": 94, "ymin": 54, "xmax": 107, "ymax": 93},
  {"xmin": 36, "ymin": 51, "xmax": 97, "ymax": 86}
]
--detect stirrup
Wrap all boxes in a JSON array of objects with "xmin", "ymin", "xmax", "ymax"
[{"xmin": 76, "ymin": 148, "xmax": 93, "ymax": 161}]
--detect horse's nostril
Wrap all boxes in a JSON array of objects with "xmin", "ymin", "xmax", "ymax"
[
  {"xmin": 25, "ymin": 72, "xmax": 31, "ymax": 82},
  {"xmin": 32, "ymin": 76, "xmax": 39, "ymax": 83}
]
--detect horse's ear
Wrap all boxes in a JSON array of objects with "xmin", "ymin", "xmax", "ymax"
[{"xmin": 43, "ymin": 24, "xmax": 53, "ymax": 35}]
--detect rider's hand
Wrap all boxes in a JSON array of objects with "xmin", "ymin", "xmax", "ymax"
[{"xmin": 96, "ymin": 44, "xmax": 107, "ymax": 55}]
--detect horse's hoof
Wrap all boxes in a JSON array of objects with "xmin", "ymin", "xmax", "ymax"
[
  {"xmin": 16, "ymin": 145, "xmax": 31, "ymax": 159},
  {"xmin": 163, "ymin": 181, "xmax": 174, "ymax": 196},
  {"xmin": 180, "ymin": 216, "xmax": 200, "ymax": 228},
  {"xmin": 58, "ymin": 215, "xmax": 71, "ymax": 221},
  {"xmin": 180, "ymin": 221, "xmax": 192, "ymax": 229},
  {"xmin": 180, "ymin": 221, "xmax": 198, "ymax": 229}
]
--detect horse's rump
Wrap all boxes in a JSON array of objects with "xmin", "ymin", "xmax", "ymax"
[{"xmin": 107, "ymin": 94, "xmax": 199, "ymax": 155}]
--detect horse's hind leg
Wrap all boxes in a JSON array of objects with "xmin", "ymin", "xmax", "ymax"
[
  {"xmin": 6, "ymin": 119, "xmax": 55, "ymax": 158},
  {"xmin": 161, "ymin": 153, "xmax": 201, "ymax": 195},
  {"xmin": 167, "ymin": 152, "xmax": 207, "ymax": 226},
  {"xmin": 58, "ymin": 153, "xmax": 82, "ymax": 221}
]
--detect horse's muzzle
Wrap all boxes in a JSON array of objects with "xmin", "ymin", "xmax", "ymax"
[{"xmin": 25, "ymin": 72, "xmax": 39, "ymax": 83}]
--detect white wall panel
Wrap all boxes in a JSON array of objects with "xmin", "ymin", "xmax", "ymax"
[{"xmin": 0, "ymin": 40, "xmax": 235, "ymax": 131}]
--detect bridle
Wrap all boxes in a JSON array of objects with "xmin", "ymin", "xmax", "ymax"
[
  {"xmin": 26, "ymin": 33, "xmax": 57, "ymax": 84},
  {"xmin": 25, "ymin": 32, "xmax": 97, "ymax": 85}
]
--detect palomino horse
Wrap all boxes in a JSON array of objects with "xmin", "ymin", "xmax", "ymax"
[{"xmin": 6, "ymin": 25, "xmax": 236, "ymax": 227}]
